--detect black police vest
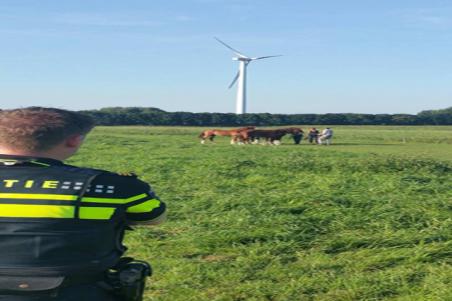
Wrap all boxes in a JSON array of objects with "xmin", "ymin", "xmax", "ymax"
[{"xmin": 0, "ymin": 165, "xmax": 126, "ymax": 277}]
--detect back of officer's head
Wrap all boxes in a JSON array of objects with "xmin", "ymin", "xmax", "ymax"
[{"xmin": 0, "ymin": 107, "xmax": 95, "ymax": 153}]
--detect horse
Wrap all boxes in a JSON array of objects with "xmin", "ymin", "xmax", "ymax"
[
  {"xmin": 240, "ymin": 127, "xmax": 303, "ymax": 145},
  {"xmin": 199, "ymin": 126, "xmax": 255, "ymax": 144}
]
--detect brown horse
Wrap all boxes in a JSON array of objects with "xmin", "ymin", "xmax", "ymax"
[
  {"xmin": 240, "ymin": 127, "xmax": 303, "ymax": 145},
  {"xmin": 199, "ymin": 126, "xmax": 255, "ymax": 144}
]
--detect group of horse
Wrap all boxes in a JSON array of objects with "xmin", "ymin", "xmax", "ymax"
[{"xmin": 199, "ymin": 126, "xmax": 303, "ymax": 145}]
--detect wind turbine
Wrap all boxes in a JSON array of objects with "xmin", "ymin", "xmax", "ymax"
[{"xmin": 215, "ymin": 37, "xmax": 282, "ymax": 114}]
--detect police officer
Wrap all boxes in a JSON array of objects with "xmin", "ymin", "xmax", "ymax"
[{"xmin": 0, "ymin": 107, "xmax": 166, "ymax": 300}]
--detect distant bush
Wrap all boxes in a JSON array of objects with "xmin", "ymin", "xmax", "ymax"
[{"xmin": 76, "ymin": 106, "xmax": 449, "ymax": 126}]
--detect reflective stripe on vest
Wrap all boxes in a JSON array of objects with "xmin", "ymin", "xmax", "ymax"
[
  {"xmin": 0, "ymin": 192, "xmax": 159, "ymax": 219},
  {"xmin": 0, "ymin": 203, "xmax": 116, "ymax": 220},
  {"xmin": 127, "ymin": 199, "xmax": 161, "ymax": 213}
]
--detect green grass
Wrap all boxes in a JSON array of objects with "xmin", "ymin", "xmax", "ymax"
[{"xmin": 69, "ymin": 126, "xmax": 452, "ymax": 301}]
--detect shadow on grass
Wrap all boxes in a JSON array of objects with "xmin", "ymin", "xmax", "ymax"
[
  {"xmin": 285, "ymin": 143, "xmax": 401, "ymax": 146},
  {"xmin": 329, "ymin": 143, "xmax": 402, "ymax": 146}
]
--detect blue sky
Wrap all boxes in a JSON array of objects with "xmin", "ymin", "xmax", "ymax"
[{"xmin": 0, "ymin": 0, "xmax": 451, "ymax": 114}]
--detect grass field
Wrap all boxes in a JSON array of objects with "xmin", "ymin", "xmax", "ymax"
[{"xmin": 69, "ymin": 126, "xmax": 452, "ymax": 301}]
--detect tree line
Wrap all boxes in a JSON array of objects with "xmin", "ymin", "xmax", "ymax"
[{"xmin": 77, "ymin": 106, "xmax": 452, "ymax": 126}]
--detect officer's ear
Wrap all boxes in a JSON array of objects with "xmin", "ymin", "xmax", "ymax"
[{"xmin": 65, "ymin": 134, "xmax": 85, "ymax": 148}]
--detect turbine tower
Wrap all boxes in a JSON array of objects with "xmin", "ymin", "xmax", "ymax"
[{"xmin": 215, "ymin": 37, "xmax": 281, "ymax": 114}]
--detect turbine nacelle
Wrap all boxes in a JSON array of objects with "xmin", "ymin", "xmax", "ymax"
[
  {"xmin": 215, "ymin": 37, "xmax": 281, "ymax": 114},
  {"xmin": 232, "ymin": 57, "xmax": 251, "ymax": 62}
]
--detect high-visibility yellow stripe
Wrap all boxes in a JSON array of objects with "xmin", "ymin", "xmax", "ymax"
[
  {"xmin": 0, "ymin": 193, "xmax": 150, "ymax": 204},
  {"xmin": 29, "ymin": 160, "xmax": 51, "ymax": 167},
  {"xmin": 0, "ymin": 204, "xmax": 116, "ymax": 220},
  {"xmin": 126, "ymin": 193, "xmax": 149, "ymax": 203},
  {"xmin": 0, "ymin": 193, "xmax": 77, "ymax": 201},
  {"xmin": 0, "ymin": 204, "xmax": 74, "ymax": 218},
  {"xmin": 127, "ymin": 199, "xmax": 160, "ymax": 213},
  {"xmin": 79, "ymin": 207, "xmax": 116, "ymax": 220},
  {"xmin": 0, "ymin": 193, "xmax": 153, "ymax": 204},
  {"xmin": 82, "ymin": 193, "xmax": 148, "ymax": 204},
  {"xmin": 82, "ymin": 197, "xmax": 125, "ymax": 204}
]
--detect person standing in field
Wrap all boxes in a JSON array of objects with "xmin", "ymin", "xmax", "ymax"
[
  {"xmin": 318, "ymin": 127, "xmax": 333, "ymax": 145},
  {"xmin": 308, "ymin": 128, "xmax": 319, "ymax": 144},
  {"xmin": 0, "ymin": 107, "xmax": 166, "ymax": 301},
  {"xmin": 292, "ymin": 130, "xmax": 304, "ymax": 145}
]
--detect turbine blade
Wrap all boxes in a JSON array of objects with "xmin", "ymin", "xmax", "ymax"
[
  {"xmin": 251, "ymin": 55, "xmax": 283, "ymax": 60},
  {"xmin": 228, "ymin": 71, "xmax": 240, "ymax": 89},
  {"xmin": 214, "ymin": 37, "xmax": 249, "ymax": 58}
]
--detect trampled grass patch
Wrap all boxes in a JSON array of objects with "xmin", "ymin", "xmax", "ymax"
[{"xmin": 69, "ymin": 126, "xmax": 452, "ymax": 301}]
